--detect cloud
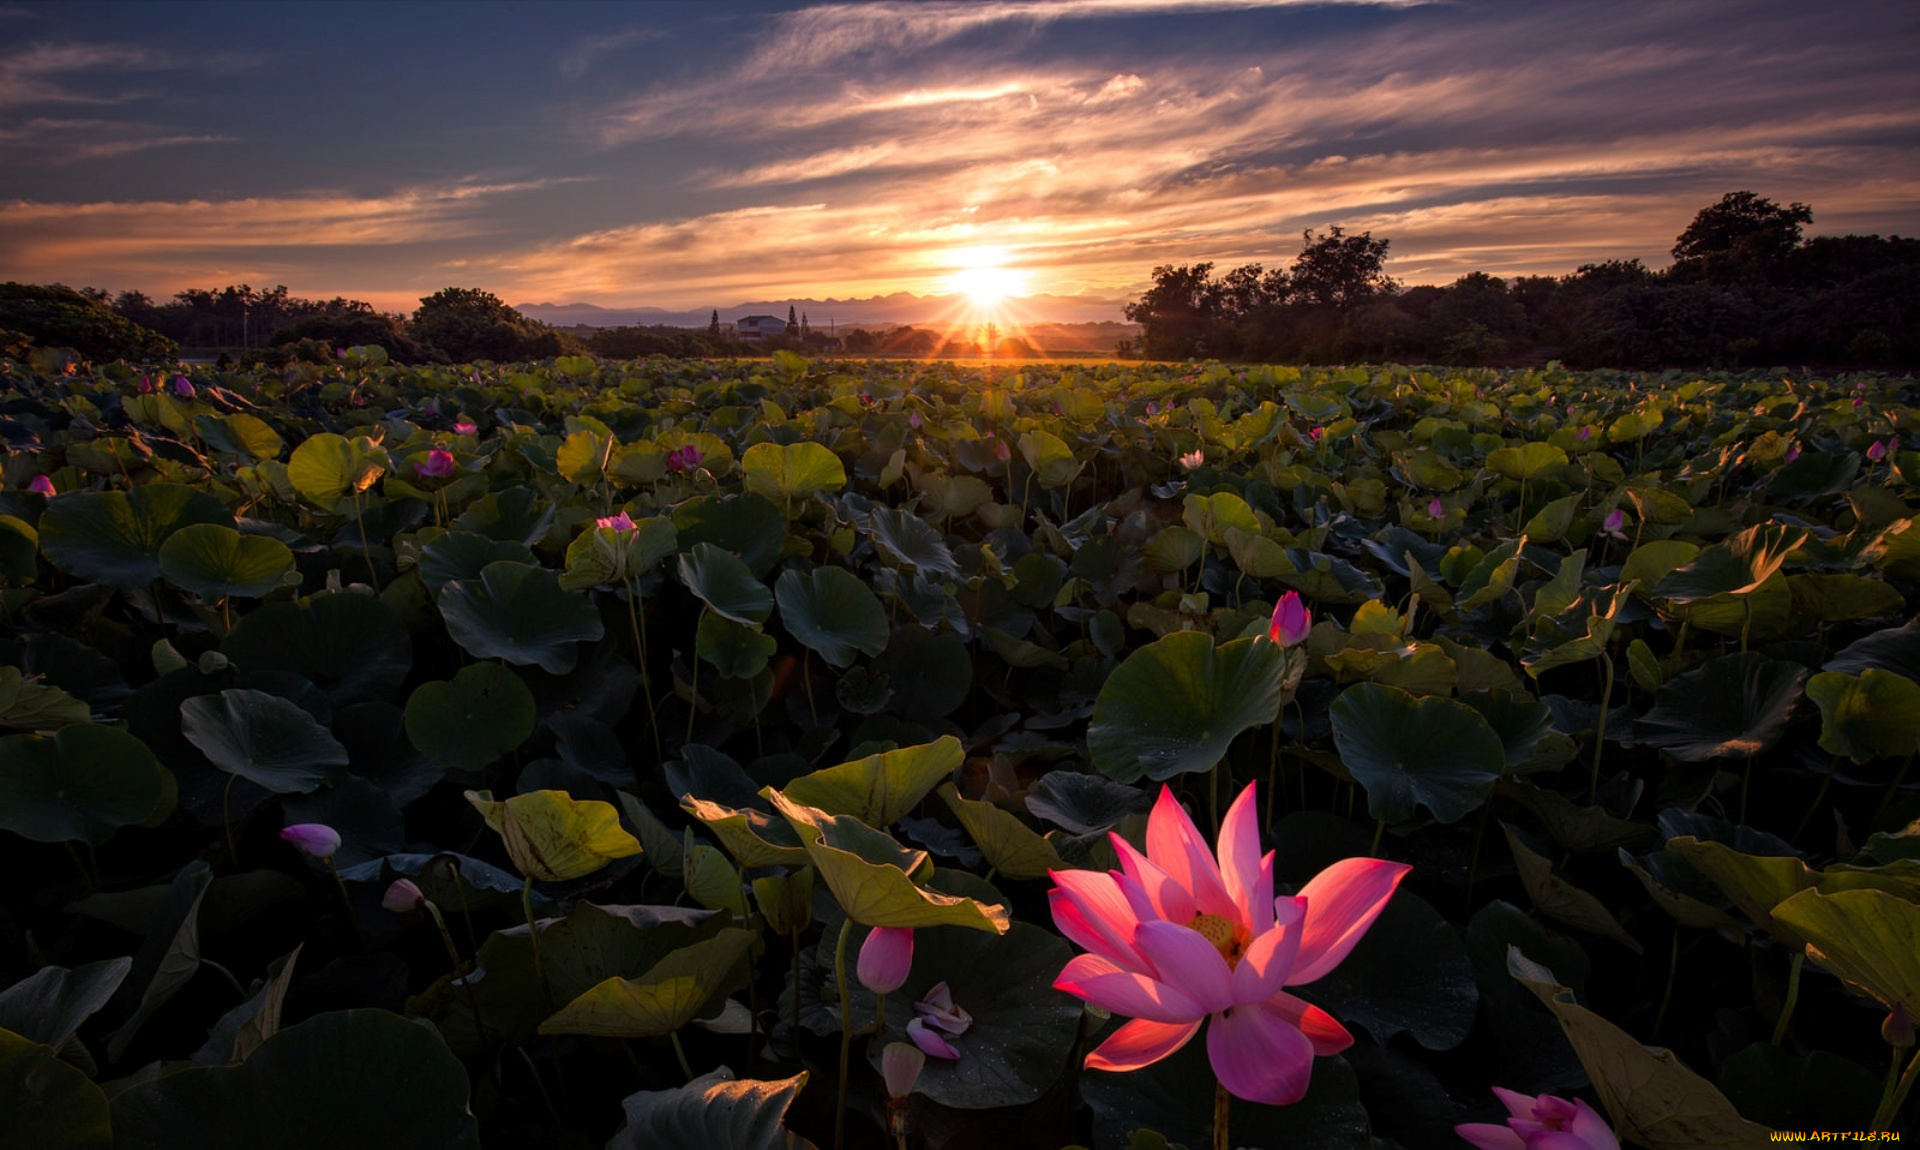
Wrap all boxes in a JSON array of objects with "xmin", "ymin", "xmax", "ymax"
[{"xmin": 559, "ymin": 27, "xmax": 667, "ymax": 78}]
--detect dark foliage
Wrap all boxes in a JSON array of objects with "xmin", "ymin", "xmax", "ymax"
[{"xmin": 0, "ymin": 282, "xmax": 177, "ymax": 361}]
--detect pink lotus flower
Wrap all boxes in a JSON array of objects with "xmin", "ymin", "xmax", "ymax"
[
  {"xmin": 1145, "ymin": 402, "xmax": 1159, "ymax": 416},
  {"xmin": 171, "ymin": 375, "xmax": 194, "ymax": 399},
  {"xmin": 858, "ymin": 926, "xmax": 914, "ymax": 995},
  {"xmin": 1427, "ymin": 496, "xmax": 1444, "ymax": 518},
  {"xmin": 382, "ymin": 878, "xmax": 426, "ymax": 913},
  {"xmin": 415, "ymin": 449, "xmax": 456, "ymax": 479},
  {"xmin": 905, "ymin": 981, "xmax": 969, "ymax": 1060},
  {"xmin": 596, "ymin": 510, "xmax": 637, "ymax": 532},
  {"xmin": 666, "ymin": 444, "xmax": 705, "ymax": 472},
  {"xmin": 994, "ymin": 439, "xmax": 1012, "ymax": 463},
  {"xmin": 1457, "ymin": 1088, "xmax": 1620, "ymax": 1150},
  {"xmin": 1178, "ymin": 449, "xmax": 1205, "ymax": 470},
  {"xmin": 1576, "ymin": 426, "xmax": 1592, "ymax": 442},
  {"xmin": 1307, "ymin": 427, "xmax": 1323, "ymax": 442},
  {"xmin": 1601, "ymin": 507, "xmax": 1628, "ymax": 541},
  {"xmin": 138, "ymin": 375, "xmax": 154, "ymax": 393},
  {"xmin": 1268, "ymin": 592, "xmax": 1310, "ymax": 648},
  {"xmin": 1854, "ymin": 396, "xmax": 1867, "ymax": 409},
  {"xmin": 280, "ymin": 823, "xmax": 342, "ymax": 860},
  {"xmin": 908, "ymin": 411, "xmax": 923, "ymax": 429},
  {"xmin": 1867, "ymin": 438, "xmax": 1890, "ymax": 461},
  {"xmin": 27, "ymin": 476, "xmax": 55, "ymax": 497},
  {"xmin": 453, "ymin": 419, "xmax": 478, "ymax": 436},
  {"xmin": 1050, "ymin": 784, "xmax": 1408, "ymax": 1104},
  {"xmin": 1784, "ymin": 445, "xmax": 1801, "ymax": 464}
]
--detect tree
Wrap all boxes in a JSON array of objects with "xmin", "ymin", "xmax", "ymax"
[
  {"xmin": 1670, "ymin": 191, "xmax": 1812, "ymax": 275},
  {"xmin": 786, "ymin": 306, "xmax": 798, "ymax": 335},
  {"xmin": 0, "ymin": 282, "xmax": 176, "ymax": 361},
  {"xmin": 1288, "ymin": 227, "xmax": 1395, "ymax": 308},
  {"xmin": 1124, "ymin": 263, "xmax": 1224, "ymax": 359},
  {"xmin": 708, "ymin": 309, "xmax": 720, "ymax": 338},
  {"xmin": 410, "ymin": 287, "xmax": 578, "ymax": 363}
]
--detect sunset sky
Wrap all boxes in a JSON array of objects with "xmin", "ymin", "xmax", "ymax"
[{"xmin": 1, "ymin": 0, "xmax": 1915, "ymax": 320}]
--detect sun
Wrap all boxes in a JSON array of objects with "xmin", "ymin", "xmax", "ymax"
[{"xmin": 946, "ymin": 247, "xmax": 1029, "ymax": 308}]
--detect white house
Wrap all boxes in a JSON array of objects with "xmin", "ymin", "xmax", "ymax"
[{"xmin": 733, "ymin": 315, "xmax": 788, "ymax": 341}]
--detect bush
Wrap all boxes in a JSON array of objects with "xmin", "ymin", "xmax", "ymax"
[{"xmin": 0, "ymin": 282, "xmax": 176, "ymax": 362}]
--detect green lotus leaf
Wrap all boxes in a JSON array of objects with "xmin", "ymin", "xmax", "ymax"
[
  {"xmin": 871, "ymin": 626, "xmax": 972, "ymax": 720},
  {"xmin": 868, "ymin": 507, "xmax": 959, "ymax": 578},
  {"xmin": 222, "ymin": 592, "xmax": 412, "ymax": 708},
  {"xmin": 1716, "ymin": 1044, "xmax": 1884, "ymax": 1135},
  {"xmin": 180, "ymin": 689, "xmax": 349, "ymax": 794},
  {"xmin": 1088, "ymin": 632, "xmax": 1289, "ymax": 784},
  {"xmin": 1292, "ymin": 888, "xmax": 1476, "ymax": 1051},
  {"xmin": 741, "ymin": 440, "xmax": 846, "ymax": 506},
  {"xmin": 1803, "ymin": 668, "xmax": 1920, "ymax": 762},
  {"xmin": 678, "ymin": 542, "xmax": 773, "ymax": 625},
  {"xmin": 0, "ymin": 958, "xmax": 131, "ymax": 1051},
  {"xmin": 451, "ymin": 488, "xmax": 554, "ymax": 547},
  {"xmin": 1329, "ymin": 682, "xmax": 1504, "ymax": 824},
  {"xmin": 0, "ymin": 724, "xmax": 174, "ymax": 845},
  {"xmin": 1276, "ymin": 549, "xmax": 1385, "ymax": 604},
  {"xmin": 0, "ymin": 666, "xmax": 90, "ymax": 731},
  {"xmin": 1633, "ymin": 652, "xmax": 1806, "ymax": 762},
  {"xmin": 938, "ymin": 782, "xmax": 1066, "ymax": 879},
  {"xmin": 1486, "ymin": 441, "xmax": 1569, "ymax": 482},
  {"xmin": 0, "ymin": 515, "xmax": 38, "ymax": 582},
  {"xmin": 1769, "ymin": 450, "xmax": 1860, "ymax": 500},
  {"xmin": 1025, "ymin": 772, "xmax": 1151, "ymax": 834},
  {"xmin": 38, "ymin": 484, "xmax": 232, "ymax": 589},
  {"xmin": 555, "ymin": 429, "xmax": 614, "ymax": 484},
  {"xmin": 438, "ymin": 561, "xmax": 605, "ymax": 674},
  {"xmin": 110, "ymin": 1009, "xmax": 480, "ymax": 1150},
  {"xmin": 1018, "ymin": 428, "xmax": 1082, "ymax": 489},
  {"xmin": 1652, "ymin": 524, "xmax": 1806, "ymax": 602},
  {"xmin": 194, "ymin": 412, "xmax": 283, "ymax": 462},
  {"xmin": 606, "ymin": 1069, "xmax": 814, "ymax": 1150},
  {"xmin": 1182, "ymin": 491, "xmax": 1261, "ymax": 546},
  {"xmin": 466, "ymin": 788, "xmax": 642, "ymax": 883},
  {"xmin": 672, "ymin": 493, "xmax": 786, "ymax": 579},
  {"xmin": 158, "ymin": 523, "xmax": 294, "ymax": 600},
  {"xmin": 0, "ymin": 1029, "xmax": 111, "ymax": 1150},
  {"xmin": 1787, "ymin": 573, "xmax": 1905, "ymax": 623},
  {"xmin": 415, "ymin": 531, "xmax": 536, "ymax": 594},
  {"xmin": 773, "ymin": 566, "xmax": 889, "ymax": 668},
  {"xmin": 557, "ymin": 515, "xmax": 676, "ymax": 590},
  {"xmin": 404, "ymin": 661, "xmax": 536, "ymax": 772},
  {"xmin": 1503, "ymin": 823, "xmax": 1643, "ymax": 953},
  {"xmin": 696, "ymin": 612, "xmax": 777, "ymax": 679},
  {"xmin": 288, "ymin": 433, "xmax": 389, "ymax": 508},
  {"xmin": 1770, "ymin": 888, "xmax": 1920, "ymax": 1016},
  {"xmin": 683, "ymin": 796, "xmax": 810, "ymax": 868},
  {"xmin": 782, "ymin": 737, "xmax": 962, "ymax": 826},
  {"xmin": 540, "ymin": 927, "xmax": 754, "ymax": 1039}
]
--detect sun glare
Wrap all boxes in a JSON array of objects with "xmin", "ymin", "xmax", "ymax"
[{"xmin": 947, "ymin": 248, "xmax": 1029, "ymax": 308}]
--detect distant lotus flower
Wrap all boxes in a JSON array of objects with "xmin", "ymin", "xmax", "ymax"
[
  {"xmin": 858, "ymin": 927, "xmax": 914, "ymax": 995},
  {"xmin": 138, "ymin": 375, "xmax": 154, "ymax": 393},
  {"xmin": 1308, "ymin": 427, "xmax": 1323, "ymax": 442},
  {"xmin": 859, "ymin": 392, "xmax": 875, "ymax": 407},
  {"xmin": 382, "ymin": 878, "xmax": 426, "ymax": 913},
  {"xmin": 1427, "ymin": 496, "xmax": 1444, "ymax": 518},
  {"xmin": 1576, "ymin": 426, "xmax": 1592, "ymax": 442},
  {"xmin": 994, "ymin": 439, "xmax": 1011, "ymax": 462},
  {"xmin": 882, "ymin": 1042, "xmax": 925, "ymax": 1099},
  {"xmin": 1145, "ymin": 402, "xmax": 1159, "ymax": 416},
  {"xmin": 1854, "ymin": 396, "xmax": 1866, "ymax": 408},
  {"xmin": 280, "ymin": 823, "xmax": 342, "ymax": 860},
  {"xmin": 908, "ymin": 411, "xmax": 923, "ymax": 429},
  {"xmin": 27, "ymin": 476, "xmax": 54, "ymax": 497},
  {"xmin": 1179, "ymin": 449, "xmax": 1205, "ymax": 470},
  {"xmin": 453, "ymin": 419, "xmax": 478, "ymax": 436},
  {"xmin": 596, "ymin": 510, "xmax": 637, "ymax": 532},
  {"xmin": 1456, "ymin": 1089, "xmax": 1621, "ymax": 1150},
  {"xmin": 416, "ymin": 449, "xmax": 456, "ymax": 479},
  {"xmin": 1602, "ymin": 507, "xmax": 1628, "ymax": 541},
  {"xmin": 1268, "ymin": 591, "xmax": 1310, "ymax": 647},
  {"xmin": 1049, "ymin": 783, "xmax": 1409, "ymax": 1104},
  {"xmin": 1785, "ymin": 445, "xmax": 1801, "ymax": 463},
  {"xmin": 171, "ymin": 375, "xmax": 194, "ymax": 398},
  {"xmin": 1867, "ymin": 438, "xmax": 1890, "ymax": 461},
  {"xmin": 666, "ymin": 444, "xmax": 705, "ymax": 472}
]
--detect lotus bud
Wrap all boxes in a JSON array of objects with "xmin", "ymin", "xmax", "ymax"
[
  {"xmin": 1268, "ymin": 591, "xmax": 1311, "ymax": 647},
  {"xmin": 908, "ymin": 410, "xmax": 923, "ymax": 429},
  {"xmin": 416, "ymin": 449, "xmax": 456, "ymax": 479},
  {"xmin": 453, "ymin": 419, "xmax": 478, "ymax": 436},
  {"xmin": 1867, "ymin": 438, "xmax": 1890, "ymax": 461},
  {"xmin": 1885, "ymin": 1004, "xmax": 1915, "ymax": 1049},
  {"xmin": 171, "ymin": 375, "xmax": 194, "ymax": 398},
  {"xmin": 1178, "ymin": 449, "xmax": 1204, "ymax": 470},
  {"xmin": 994, "ymin": 439, "xmax": 1011, "ymax": 463},
  {"xmin": 280, "ymin": 823, "xmax": 342, "ymax": 860},
  {"xmin": 382, "ymin": 878, "xmax": 427, "ymax": 913},
  {"xmin": 1427, "ymin": 496, "xmax": 1444, "ymax": 518},
  {"xmin": 596, "ymin": 510, "xmax": 637, "ymax": 532},
  {"xmin": 1457, "ymin": 1088, "xmax": 1621, "ymax": 1150},
  {"xmin": 1577, "ymin": 425, "xmax": 1592, "ymax": 441},
  {"xmin": 881, "ymin": 1042, "xmax": 925, "ymax": 1100},
  {"xmin": 1784, "ymin": 444, "xmax": 1801, "ymax": 463},
  {"xmin": 27, "ymin": 476, "xmax": 54, "ymax": 496},
  {"xmin": 857, "ymin": 926, "xmax": 914, "ymax": 995},
  {"xmin": 1308, "ymin": 426, "xmax": 1323, "ymax": 442},
  {"xmin": 1602, "ymin": 507, "xmax": 1628, "ymax": 541}
]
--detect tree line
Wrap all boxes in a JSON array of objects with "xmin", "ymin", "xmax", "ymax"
[{"xmin": 1122, "ymin": 192, "xmax": 1920, "ymax": 368}]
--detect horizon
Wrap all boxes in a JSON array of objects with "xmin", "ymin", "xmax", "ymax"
[{"xmin": 1, "ymin": 1, "xmax": 1915, "ymax": 322}]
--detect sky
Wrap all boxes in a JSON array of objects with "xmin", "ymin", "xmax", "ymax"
[{"xmin": 1, "ymin": 0, "xmax": 1916, "ymax": 321}]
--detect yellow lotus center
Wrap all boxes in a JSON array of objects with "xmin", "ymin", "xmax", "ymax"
[{"xmin": 1189, "ymin": 912, "xmax": 1249, "ymax": 967}]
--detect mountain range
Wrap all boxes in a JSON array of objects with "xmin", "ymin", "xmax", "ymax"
[{"xmin": 514, "ymin": 291, "xmax": 1132, "ymax": 329}]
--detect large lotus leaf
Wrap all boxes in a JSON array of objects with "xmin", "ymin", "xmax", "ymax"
[
  {"xmin": 1182, "ymin": 491, "xmax": 1261, "ymax": 546},
  {"xmin": 1276, "ymin": 549, "xmax": 1385, "ymax": 604},
  {"xmin": 1787, "ymin": 573, "xmax": 1905, "ymax": 623},
  {"xmin": 1508, "ymin": 950, "xmax": 1772, "ymax": 1150},
  {"xmin": 774, "ymin": 566, "xmax": 889, "ymax": 667},
  {"xmin": 765, "ymin": 790, "xmax": 1009, "ymax": 931},
  {"xmin": 0, "ymin": 666, "xmax": 90, "ymax": 730},
  {"xmin": 106, "ymin": 862, "xmax": 210, "ymax": 1063},
  {"xmin": 439, "ymin": 561, "xmax": 605, "ymax": 674},
  {"xmin": 1826, "ymin": 619, "xmax": 1920, "ymax": 680},
  {"xmin": 868, "ymin": 506, "xmax": 960, "ymax": 578},
  {"xmin": 0, "ymin": 724, "xmax": 173, "ymax": 845},
  {"xmin": 37, "ymin": 484, "xmax": 232, "ymax": 588},
  {"xmin": 195, "ymin": 411, "xmax": 283, "ymax": 462},
  {"xmin": 1017, "ymin": 428, "xmax": 1082, "ymax": 489},
  {"xmin": 415, "ymin": 531, "xmax": 536, "ymax": 594},
  {"xmin": 465, "ymin": 788, "xmax": 642, "ymax": 883},
  {"xmin": 1329, "ymin": 682, "xmax": 1504, "ymax": 824},
  {"xmin": 1716, "ymin": 1044, "xmax": 1883, "ymax": 1135},
  {"xmin": 1652, "ymin": 524, "xmax": 1806, "ymax": 602},
  {"xmin": 1803, "ymin": 669, "xmax": 1920, "ymax": 762},
  {"xmin": 872, "ymin": 626, "xmax": 972, "ymax": 720},
  {"xmin": 938, "ymin": 782, "xmax": 1066, "ymax": 880},
  {"xmin": 539, "ymin": 927, "xmax": 753, "ymax": 1038},
  {"xmin": 0, "ymin": 1029, "xmax": 110, "ymax": 1150},
  {"xmin": 607, "ymin": 1069, "xmax": 815, "ymax": 1150},
  {"xmin": 1499, "ymin": 781, "xmax": 1655, "ymax": 854},
  {"xmin": 1082, "ymin": 1039, "xmax": 1368, "ymax": 1150},
  {"xmin": 555, "ymin": 428, "xmax": 613, "ymax": 484},
  {"xmin": 683, "ymin": 795, "xmax": 809, "ymax": 867},
  {"xmin": 557, "ymin": 516, "xmax": 676, "ymax": 591},
  {"xmin": 404, "ymin": 661, "xmax": 536, "ymax": 772},
  {"xmin": 451, "ymin": 488, "xmax": 554, "ymax": 548},
  {"xmin": 1769, "ymin": 449, "xmax": 1859, "ymax": 500},
  {"xmin": 221, "ymin": 592, "xmax": 412, "ymax": 708},
  {"xmin": 1771, "ymin": 888, "xmax": 1920, "ymax": 1016},
  {"xmin": 1633, "ymin": 653, "xmax": 1806, "ymax": 762},
  {"xmin": 0, "ymin": 958, "xmax": 130, "ymax": 1052},
  {"xmin": 672, "ymin": 493, "xmax": 786, "ymax": 579},
  {"xmin": 111, "ymin": 1009, "xmax": 479, "ymax": 1150},
  {"xmin": 1292, "ymin": 888, "xmax": 1476, "ymax": 1051},
  {"xmin": 1464, "ymin": 901, "xmax": 1591, "ymax": 1094},
  {"xmin": 741, "ymin": 440, "xmax": 846, "ymax": 506},
  {"xmin": 282, "ymin": 775, "xmax": 406, "ymax": 868},
  {"xmin": 695, "ymin": 612, "xmax": 776, "ymax": 679},
  {"xmin": 678, "ymin": 542, "xmax": 774, "ymax": 625},
  {"xmin": 0, "ymin": 515, "xmax": 36, "ymax": 582},
  {"xmin": 781, "ymin": 736, "xmax": 963, "ymax": 826},
  {"xmin": 180, "ymin": 689, "xmax": 348, "ymax": 794},
  {"xmin": 1664, "ymin": 838, "xmax": 1817, "ymax": 934},
  {"xmin": 1460, "ymin": 689, "xmax": 1556, "ymax": 769},
  {"xmin": 1620, "ymin": 540, "xmax": 1699, "ymax": 594},
  {"xmin": 1504, "ymin": 824, "xmax": 1643, "ymax": 953},
  {"xmin": 1026, "ymin": 771, "xmax": 1152, "ymax": 834},
  {"xmin": 158, "ymin": 523, "xmax": 294, "ymax": 599},
  {"xmin": 1088, "ymin": 633, "xmax": 1289, "ymax": 784},
  {"xmin": 288, "ymin": 433, "xmax": 389, "ymax": 508},
  {"xmin": 1486, "ymin": 441, "xmax": 1569, "ymax": 482}
]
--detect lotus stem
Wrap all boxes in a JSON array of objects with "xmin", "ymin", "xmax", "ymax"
[
  {"xmin": 1870, "ymin": 1044, "xmax": 1920, "ymax": 1133},
  {"xmin": 1874, "ymin": 752, "xmax": 1915, "ymax": 826},
  {"xmin": 426, "ymin": 900, "xmax": 487, "ymax": 1044},
  {"xmin": 1771, "ymin": 951, "xmax": 1804, "ymax": 1047},
  {"xmin": 222, "ymin": 773, "xmax": 239, "ymax": 867},
  {"xmin": 1653, "ymin": 925, "xmax": 1681, "ymax": 1041},
  {"xmin": 522, "ymin": 875, "xmax": 549, "ymax": 1001},
  {"xmin": 325, "ymin": 857, "xmax": 372, "ymax": 952},
  {"xmin": 1213, "ymin": 1079, "xmax": 1231, "ymax": 1150},
  {"xmin": 790, "ymin": 928, "xmax": 803, "ymax": 1057},
  {"xmin": 834, "ymin": 917, "xmax": 854, "ymax": 1150},
  {"xmin": 1589, "ymin": 652, "xmax": 1614, "ymax": 805},
  {"xmin": 1370, "ymin": 817, "xmax": 1386, "ymax": 858},
  {"xmin": 626, "ymin": 579, "xmax": 662, "ymax": 763},
  {"xmin": 670, "ymin": 1030, "xmax": 694, "ymax": 1081}
]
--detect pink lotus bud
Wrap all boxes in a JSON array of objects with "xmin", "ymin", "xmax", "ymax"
[
  {"xmin": 1854, "ymin": 396, "xmax": 1866, "ymax": 408},
  {"xmin": 1602, "ymin": 508, "xmax": 1628, "ymax": 540},
  {"xmin": 906, "ymin": 1017, "xmax": 961, "ymax": 1060},
  {"xmin": 28, "ymin": 476, "xmax": 55, "ymax": 497},
  {"xmin": 453, "ymin": 419, "xmax": 478, "ymax": 436},
  {"xmin": 1308, "ymin": 427, "xmax": 1323, "ymax": 442},
  {"xmin": 1145, "ymin": 401, "xmax": 1158, "ymax": 416},
  {"xmin": 1576, "ymin": 426, "xmax": 1592, "ymax": 441},
  {"xmin": 666, "ymin": 445, "xmax": 707, "ymax": 473},
  {"xmin": 1867, "ymin": 438, "xmax": 1889, "ymax": 461},
  {"xmin": 596, "ymin": 510, "xmax": 637, "ymax": 532},
  {"xmin": 1268, "ymin": 591, "xmax": 1310, "ymax": 647},
  {"xmin": 881, "ymin": 1041, "xmax": 925, "ymax": 1099},
  {"xmin": 171, "ymin": 375, "xmax": 194, "ymax": 398},
  {"xmin": 280, "ymin": 823, "xmax": 341, "ymax": 860},
  {"xmin": 1178, "ymin": 449, "xmax": 1204, "ymax": 470},
  {"xmin": 138, "ymin": 375, "xmax": 154, "ymax": 393},
  {"xmin": 1784, "ymin": 445, "xmax": 1801, "ymax": 463},
  {"xmin": 1457, "ymin": 1088, "xmax": 1620, "ymax": 1150},
  {"xmin": 416, "ymin": 449, "xmax": 456, "ymax": 479},
  {"xmin": 382, "ymin": 878, "xmax": 426, "ymax": 913},
  {"xmin": 1427, "ymin": 496, "xmax": 1444, "ymax": 518},
  {"xmin": 994, "ymin": 439, "xmax": 1011, "ymax": 462},
  {"xmin": 857, "ymin": 926, "xmax": 914, "ymax": 995},
  {"xmin": 908, "ymin": 411, "xmax": 923, "ymax": 429}
]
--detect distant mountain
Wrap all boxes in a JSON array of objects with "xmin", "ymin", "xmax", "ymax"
[{"xmin": 515, "ymin": 291, "xmax": 1131, "ymax": 329}]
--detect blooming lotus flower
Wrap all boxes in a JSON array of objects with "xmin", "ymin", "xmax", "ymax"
[
  {"xmin": 416, "ymin": 449, "xmax": 456, "ymax": 479},
  {"xmin": 1601, "ymin": 507, "xmax": 1628, "ymax": 541},
  {"xmin": 1427, "ymin": 496, "xmax": 1444, "ymax": 518},
  {"xmin": 907, "ymin": 1017, "xmax": 960, "ymax": 1059},
  {"xmin": 882, "ymin": 1042, "xmax": 925, "ymax": 1099},
  {"xmin": 1785, "ymin": 444, "xmax": 1801, "ymax": 464},
  {"xmin": 280, "ymin": 823, "xmax": 342, "ymax": 860},
  {"xmin": 858, "ymin": 926, "xmax": 914, "ymax": 995},
  {"xmin": 908, "ymin": 410, "xmax": 923, "ymax": 429},
  {"xmin": 1576, "ymin": 426, "xmax": 1592, "ymax": 442},
  {"xmin": 666, "ymin": 444, "xmax": 706, "ymax": 472},
  {"xmin": 913, "ymin": 981, "xmax": 971, "ymax": 1036},
  {"xmin": 1050, "ymin": 783, "xmax": 1409, "ymax": 1104},
  {"xmin": 171, "ymin": 375, "xmax": 194, "ymax": 398},
  {"xmin": 382, "ymin": 878, "xmax": 426, "ymax": 913},
  {"xmin": 1268, "ymin": 592, "xmax": 1310, "ymax": 647},
  {"xmin": 453, "ymin": 419, "xmax": 478, "ymax": 436},
  {"xmin": 27, "ymin": 476, "xmax": 54, "ymax": 496},
  {"xmin": 1456, "ymin": 1088, "xmax": 1620, "ymax": 1150},
  {"xmin": 1307, "ymin": 427, "xmax": 1323, "ymax": 442},
  {"xmin": 1867, "ymin": 438, "xmax": 1890, "ymax": 461},
  {"xmin": 596, "ymin": 510, "xmax": 637, "ymax": 532},
  {"xmin": 1179, "ymin": 449, "xmax": 1205, "ymax": 470}
]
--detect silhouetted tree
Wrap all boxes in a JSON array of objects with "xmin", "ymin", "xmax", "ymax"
[
  {"xmin": 1124, "ymin": 263, "xmax": 1224, "ymax": 358},
  {"xmin": 1288, "ymin": 227, "xmax": 1395, "ymax": 308}
]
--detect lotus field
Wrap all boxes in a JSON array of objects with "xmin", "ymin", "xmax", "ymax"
[{"xmin": 3, "ymin": 346, "xmax": 1919, "ymax": 1149}]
